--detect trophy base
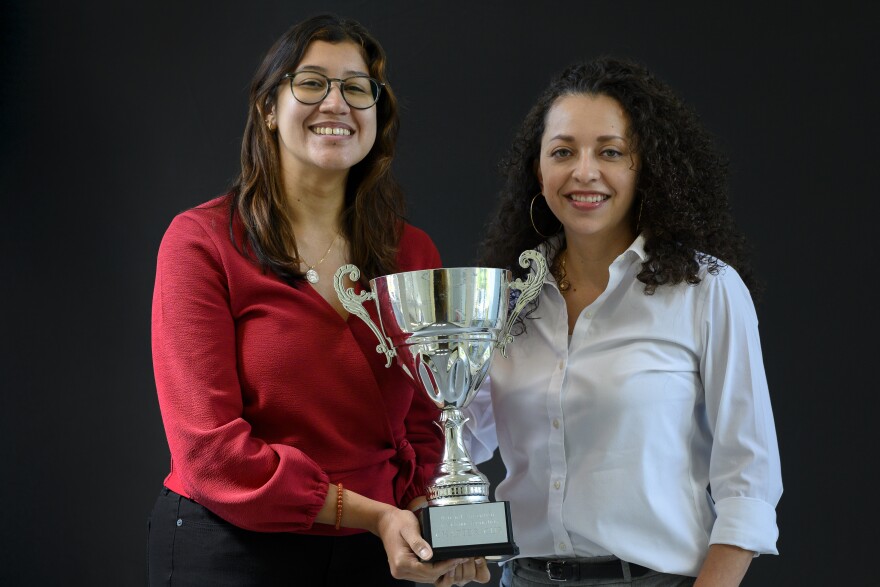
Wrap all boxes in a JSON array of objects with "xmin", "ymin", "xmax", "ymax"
[{"xmin": 416, "ymin": 501, "xmax": 519, "ymax": 562}]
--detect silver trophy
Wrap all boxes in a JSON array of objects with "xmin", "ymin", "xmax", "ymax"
[{"xmin": 333, "ymin": 250, "xmax": 546, "ymax": 560}]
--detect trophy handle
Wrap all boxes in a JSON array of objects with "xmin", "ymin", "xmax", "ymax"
[
  {"xmin": 497, "ymin": 250, "xmax": 547, "ymax": 358},
  {"xmin": 333, "ymin": 264, "xmax": 397, "ymax": 367}
]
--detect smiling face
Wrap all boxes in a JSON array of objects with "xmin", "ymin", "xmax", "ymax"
[
  {"xmin": 537, "ymin": 93, "xmax": 640, "ymax": 249},
  {"xmin": 267, "ymin": 40, "xmax": 378, "ymax": 180}
]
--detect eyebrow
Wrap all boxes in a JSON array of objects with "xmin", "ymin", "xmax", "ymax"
[
  {"xmin": 547, "ymin": 133, "xmax": 627, "ymax": 142},
  {"xmin": 295, "ymin": 64, "xmax": 371, "ymax": 77}
]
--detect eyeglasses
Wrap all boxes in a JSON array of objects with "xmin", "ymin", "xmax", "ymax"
[{"xmin": 282, "ymin": 71, "xmax": 384, "ymax": 109}]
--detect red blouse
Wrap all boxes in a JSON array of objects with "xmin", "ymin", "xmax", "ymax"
[{"xmin": 151, "ymin": 195, "xmax": 444, "ymax": 534}]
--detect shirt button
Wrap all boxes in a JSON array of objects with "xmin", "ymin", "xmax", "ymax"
[
  {"xmin": 553, "ymin": 418, "xmax": 560, "ymax": 429},
  {"xmin": 584, "ymin": 311, "xmax": 592, "ymax": 319},
  {"xmin": 176, "ymin": 519, "xmax": 183, "ymax": 527},
  {"xmin": 559, "ymin": 543, "xmax": 568, "ymax": 551},
  {"xmin": 554, "ymin": 480, "xmax": 561, "ymax": 490}
]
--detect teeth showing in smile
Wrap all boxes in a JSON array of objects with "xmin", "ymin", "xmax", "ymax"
[
  {"xmin": 570, "ymin": 194, "xmax": 609, "ymax": 203},
  {"xmin": 312, "ymin": 127, "xmax": 352, "ymax": 136}
]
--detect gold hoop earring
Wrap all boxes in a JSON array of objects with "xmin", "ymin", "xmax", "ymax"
[
  {"xmin": 530, "ymin": 193, "xmax": 560, "ymax": 239},
  {"xmin": 636, "ymin": 198, "xmax": 644, "ymax": 234}
]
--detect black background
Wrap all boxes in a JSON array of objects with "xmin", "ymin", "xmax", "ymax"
[{"xmin": 2, "ymin": 1, "xmax": 877, "ymax": 585}]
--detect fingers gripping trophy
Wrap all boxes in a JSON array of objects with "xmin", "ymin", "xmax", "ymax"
[{"xmin": 334, "ymin": 250, "xmax": 547, "ymax": 560}]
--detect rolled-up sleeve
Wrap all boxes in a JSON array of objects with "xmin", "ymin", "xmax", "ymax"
[{"xmin": 699, "ymin": 268, "xmax": 783, "ymax": 554}]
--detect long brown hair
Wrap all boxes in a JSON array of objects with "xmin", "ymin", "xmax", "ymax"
[{"xmin": 230, "ymin": 14, "xmax": 405, "ymax": 283}]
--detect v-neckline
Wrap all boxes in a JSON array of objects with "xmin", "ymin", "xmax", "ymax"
[{"xmin": 302, "ymin": 276, "xmax": 362, "ymax": 323}]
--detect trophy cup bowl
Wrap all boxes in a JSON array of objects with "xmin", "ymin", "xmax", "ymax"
[{"xmin": 334, "ymin": 250, "xmax": 546, "ymax": 560}]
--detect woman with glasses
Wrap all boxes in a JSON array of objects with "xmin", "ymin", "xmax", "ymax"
[
  {"xmin": 464, "ymin": 57, "xmax": 782, "ymax": 586},
  {"xmin": 148, "ymin": 14, "xmax": 488, "ymax": 586}
]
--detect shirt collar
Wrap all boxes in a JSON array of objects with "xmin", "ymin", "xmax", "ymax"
[{"xmin": 627, "ymin": 234, "xmax": 648, "ymax": 262}]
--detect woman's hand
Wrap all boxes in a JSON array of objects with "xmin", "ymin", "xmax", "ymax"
[
  {"xmin": 375, "ymin": 506, "xmax": 466, "ymax": 583},
  {"xmin": 434, "ymin": 557, "xmax": 491, "ymax": 586},
  {"xmin": 317, "ymin": 486, "xmax": 472, "ymax": 583}
]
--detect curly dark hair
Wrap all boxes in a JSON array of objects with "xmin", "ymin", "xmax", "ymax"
[
  {"xmin": 479, "ymin": 56, "xmax": 759, "ymax": 307},
  {"xmin": 230, "ymin": 14, "xmax": 405, "ymax": 283}
]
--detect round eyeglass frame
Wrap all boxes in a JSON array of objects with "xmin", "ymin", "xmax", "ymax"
[{"xmin": 282, "ymin": 72, "xmax": 385, "ymax": 110}]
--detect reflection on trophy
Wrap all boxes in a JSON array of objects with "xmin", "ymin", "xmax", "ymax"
[{"xmin": 333, "ymin": 250, "xmax": 547, "ymax": 560}]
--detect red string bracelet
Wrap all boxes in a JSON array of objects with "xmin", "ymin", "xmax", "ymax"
[{"xmin": 334, "ymin": 483, "xmax": 344, "ymax": 530}]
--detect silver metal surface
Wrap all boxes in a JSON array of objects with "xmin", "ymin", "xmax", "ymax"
[
  {"xmin": 334, "ymin": 251, "xmax": 547, "ymax": 506},
  {"xmin": 334, "ymin": 265, "xmax": 396, "ymax": 367}
]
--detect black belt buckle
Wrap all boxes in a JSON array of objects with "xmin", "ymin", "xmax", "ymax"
[{"xmin": 546, "ymin": 560, "xmax": 578, "ymax": 582}]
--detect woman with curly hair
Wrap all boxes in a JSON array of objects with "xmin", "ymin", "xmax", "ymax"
[
  {"xmin": 148, "ymin": 14, "xmax": 487, "ymax": 586},
  {"xmin": 464, "ymin": 57, "xmax": 782, "ymax": 586}
]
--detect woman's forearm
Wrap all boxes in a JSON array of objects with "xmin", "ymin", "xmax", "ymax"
[{"xmin": 694, "ymin": 543, "xmax": 754, "ymax": 587}]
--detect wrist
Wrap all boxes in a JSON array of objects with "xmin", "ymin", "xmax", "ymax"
[
  {"xmin": 372, "ymin": 502, "xmax": 402, "ymax": 536},
  {"xmin": 407, "ymin": 496, "xmax": 428, "ymax": 511},
  {"xmin": 334, "ymin": 483, "xmax": 344, "ymax": 530}
]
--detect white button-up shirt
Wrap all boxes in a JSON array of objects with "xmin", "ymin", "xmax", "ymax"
[{"xmin": 464, "ymin": 236, "xmax": 782, "ymax": 576}]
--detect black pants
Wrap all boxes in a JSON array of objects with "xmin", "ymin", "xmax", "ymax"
[{"xmin": 148, "ymin": 487, "xmax": 413, "ymax": 587}]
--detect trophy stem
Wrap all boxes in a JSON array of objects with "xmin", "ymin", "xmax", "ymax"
[{"xmin": 427, "ymin": 407, "xmax": 490, "ymax": 506}]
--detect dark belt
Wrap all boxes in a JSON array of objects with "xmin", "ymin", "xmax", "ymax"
[{"xmin": 515, "ymin": 557, "xmax": 653, "ymax": 582}]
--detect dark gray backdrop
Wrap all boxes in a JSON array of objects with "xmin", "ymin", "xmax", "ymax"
[{"xmin": 2, "ymin": 1, "xmax": 876, "ymax": 585}]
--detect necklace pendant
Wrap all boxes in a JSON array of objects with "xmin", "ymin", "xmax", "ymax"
[{"xmin": 299, "ymin": 233, "xmax": 340, "ymax": 285}]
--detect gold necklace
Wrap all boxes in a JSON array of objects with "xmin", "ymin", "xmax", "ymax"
[
  {"xmin": 301, "ymin": 233, "xmax": 339, "ymax": 284},
  {"xmin": 556, "ymin": 249, "xmax": 571, "ymax": 292}
]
